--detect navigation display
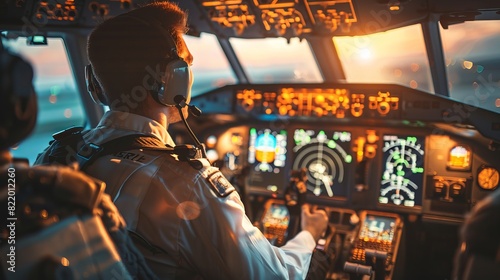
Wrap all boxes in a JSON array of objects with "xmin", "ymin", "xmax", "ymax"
[
  {"xmin": 292, "ymin": 128, "xmax": 353, "ymax": 198},
  {"xmin": 359, "ymin": 214, "xmax": 397, "ymax": 242},
  {"xmin": 247, "ymin": 127, "xmax": 288, "ymax": 193},
  {"xmin": 379, "ymin": 135, "xmax": 425, "ymax": 207}
]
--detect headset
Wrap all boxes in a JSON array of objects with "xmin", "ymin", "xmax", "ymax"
[{"xmin": 85, "ymin": 15, "xmax": 192, "ymax": 107}]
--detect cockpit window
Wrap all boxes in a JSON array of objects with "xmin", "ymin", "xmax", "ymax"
[
  {"xmin": 333, "ymin": 24, "xmax": 433, "ymax": 93},
  {"xmin": 229, "ymin": 37, "xmax": 324, "ymax": 83},
  {"xmin": 1, "ymin": 37, "xmax": 85, "ymax": 163},
  {"xmin": 183, "ymin": 33, "xmax": 237, "ymax": 96},
  {"xmin": 440, "ymin": 20, "xmax": 500, "ymax": 113}
]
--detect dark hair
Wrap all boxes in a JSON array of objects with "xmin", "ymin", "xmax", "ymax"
[{"xmin": 87, "ymin": 1, "xmax": 187, "ymax": 104}]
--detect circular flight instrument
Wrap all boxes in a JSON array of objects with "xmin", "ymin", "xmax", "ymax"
[
  {"xmin": 379, "ymin": 135, "xmax": 424, "ymax": 207},
  {"xmin": 477, "ymin": 166, "xmax": 499, "ymax": 190},
  {"xmin": 292, "ymin": 129, "xmax": 352, "ymax": 197}
]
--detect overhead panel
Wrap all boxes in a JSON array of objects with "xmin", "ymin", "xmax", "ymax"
[
  {"xmin": 198, "ymin": 0, "xmax": 357, "ymax": 37},
  {"xmin": 304, "ymin": 0, "xmax": 357, "ymax": 34},
  {"xmin": 201, "ymin": 0, "xmax": 257, "ymax": 35}
]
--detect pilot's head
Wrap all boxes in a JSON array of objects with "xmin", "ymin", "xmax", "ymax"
[
  {"xmin": 87, "ymin": 2, "xmax": 193, "ymax": 123},
  {"xmin": 0, "ymin": 44, "xmax": 37, "ymax": 161}
]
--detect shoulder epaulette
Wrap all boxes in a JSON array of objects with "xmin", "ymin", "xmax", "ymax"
[{"xmin": 52, "ymin": 126, "xmax": 85, "ymax": 141}]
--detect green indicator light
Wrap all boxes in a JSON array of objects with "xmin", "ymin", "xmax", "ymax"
[
  {"xmin": 328, "ymin": 140, "xmax": 336, "ymax": 149},
  {"xmin": 407, "ymin": 136, "xmax": 417, "ymax": 143},
  {"xmin": 345, "ymin": 155, "xmax": 352, "ymax": 163},
  {"xmin": 412, "ymin": 167, "xmax": 424, "ymax": 173},
  {"xmin": 250, "ymin": 128, "xmax": 256, "ymax": 135},
  {"xmin": 294, "ymin": 129, "xmax": 310, "ymax": 145},
  {"xmin": 33, "ymin": 35, "xmax": 46, "ymax": 43}
]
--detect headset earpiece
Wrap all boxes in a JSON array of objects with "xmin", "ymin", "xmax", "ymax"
[
  {"xmin": 85, "ymin": 64, "xmax": 108, "ymax": 106},
  {"xmin": 157, "ymin": 57, "xmax": 192, "ymax": 106},
  {"xmin": 153, "ymin": 31, "xmax": 193, "ymax": 107}
]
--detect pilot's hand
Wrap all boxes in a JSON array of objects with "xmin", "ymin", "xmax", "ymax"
[{"xmin": 301, "ymin": 204, "xmax": 328, "ymax": 243}]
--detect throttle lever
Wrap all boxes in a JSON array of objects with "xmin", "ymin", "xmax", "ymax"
[{"xmin": 284, "ymin": 168, "xmax": 308, "ymax": 242}]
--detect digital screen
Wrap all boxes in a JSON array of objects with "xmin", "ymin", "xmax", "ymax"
[
  {"xmin": 247, "ymin": 127, "xmax": 287, "ymax": 192},
  {"xmin": 359, "ymin": 215, "xmax": 397, "ymax": 242},
  {"xmin": 379, "ymin": 135, "xmax": 425, "ymax": 207},
  {"xmin": 292, "ymin": 128, "xmax": 353, "ymax": 198},
  {"xmin": 261, "ymin": 203, "xmax": 290, "ymax": 227},
  {"xmin": 448, "ymin": 145, "xmax": 471, "ymax": 171}
]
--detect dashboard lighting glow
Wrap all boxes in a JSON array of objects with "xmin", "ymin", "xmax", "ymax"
[
  {"xmin": 267, "ymin": 185, "xmax": 278, "ymax": 192},
  {"xmin": 448, "ymin": 145, "xmax": 471, "ymax": 170},
  {"xmin": 389, "ymin": 5, "xmax": 400, "ymax": 11}
]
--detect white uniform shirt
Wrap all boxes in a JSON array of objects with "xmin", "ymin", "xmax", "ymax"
[{"xmin": 64, "ymin": 111, "xmax": 317, "ymax": 279}]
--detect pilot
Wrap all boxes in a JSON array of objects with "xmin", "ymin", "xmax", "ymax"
[
  {"xmin": 453, "ymin": 189, "xmax": 500, "ymax": 279},
  {"xmin": 0, "ymin": 42, "xmax": 156, "ymax": 279},
  {"xmin": 35, "ymin": 2, "xmax": 329, "ymax": 279}
]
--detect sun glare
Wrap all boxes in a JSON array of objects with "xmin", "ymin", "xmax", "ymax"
[{"xmin": 357, "ymin": 48, "xmax": 373, "ymax": 61}]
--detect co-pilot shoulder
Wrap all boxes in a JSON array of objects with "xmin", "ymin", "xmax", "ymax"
[
  {"xmin": 154, "ymin": 154, "xmax": 236, "ymax": 198},
  {"xmin": 199, "ymin": 164, "xmax": 236, "ymax": 198}
]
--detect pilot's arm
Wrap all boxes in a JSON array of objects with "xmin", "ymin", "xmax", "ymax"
[
  {"xmin": 184, "ymin": 165, "xmax": 321, "ymax": 279},
  {"xmin": 128, "ymin": 156, "xmax": 326, "ymax": 280}
]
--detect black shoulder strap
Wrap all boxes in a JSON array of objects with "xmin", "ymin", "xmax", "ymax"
[
  {"xmin": 76, "ymin": 134, "xmax": 173, "ymax": 170},
  {"xmin": 44, "ymin": 126, "xmax": 203, "ymax": 170},
  {"xmin": 76, "ymin": 134, "xmax": 205, "ymax": 170}
]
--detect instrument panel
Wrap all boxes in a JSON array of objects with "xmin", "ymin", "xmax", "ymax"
[
  {"xmin": 199, "ymin": 122, "xmax": 495, "ymax": 219},
  {"xmin": 184, "ymin": 83, "xmax": 500, "ymax": 221}
]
